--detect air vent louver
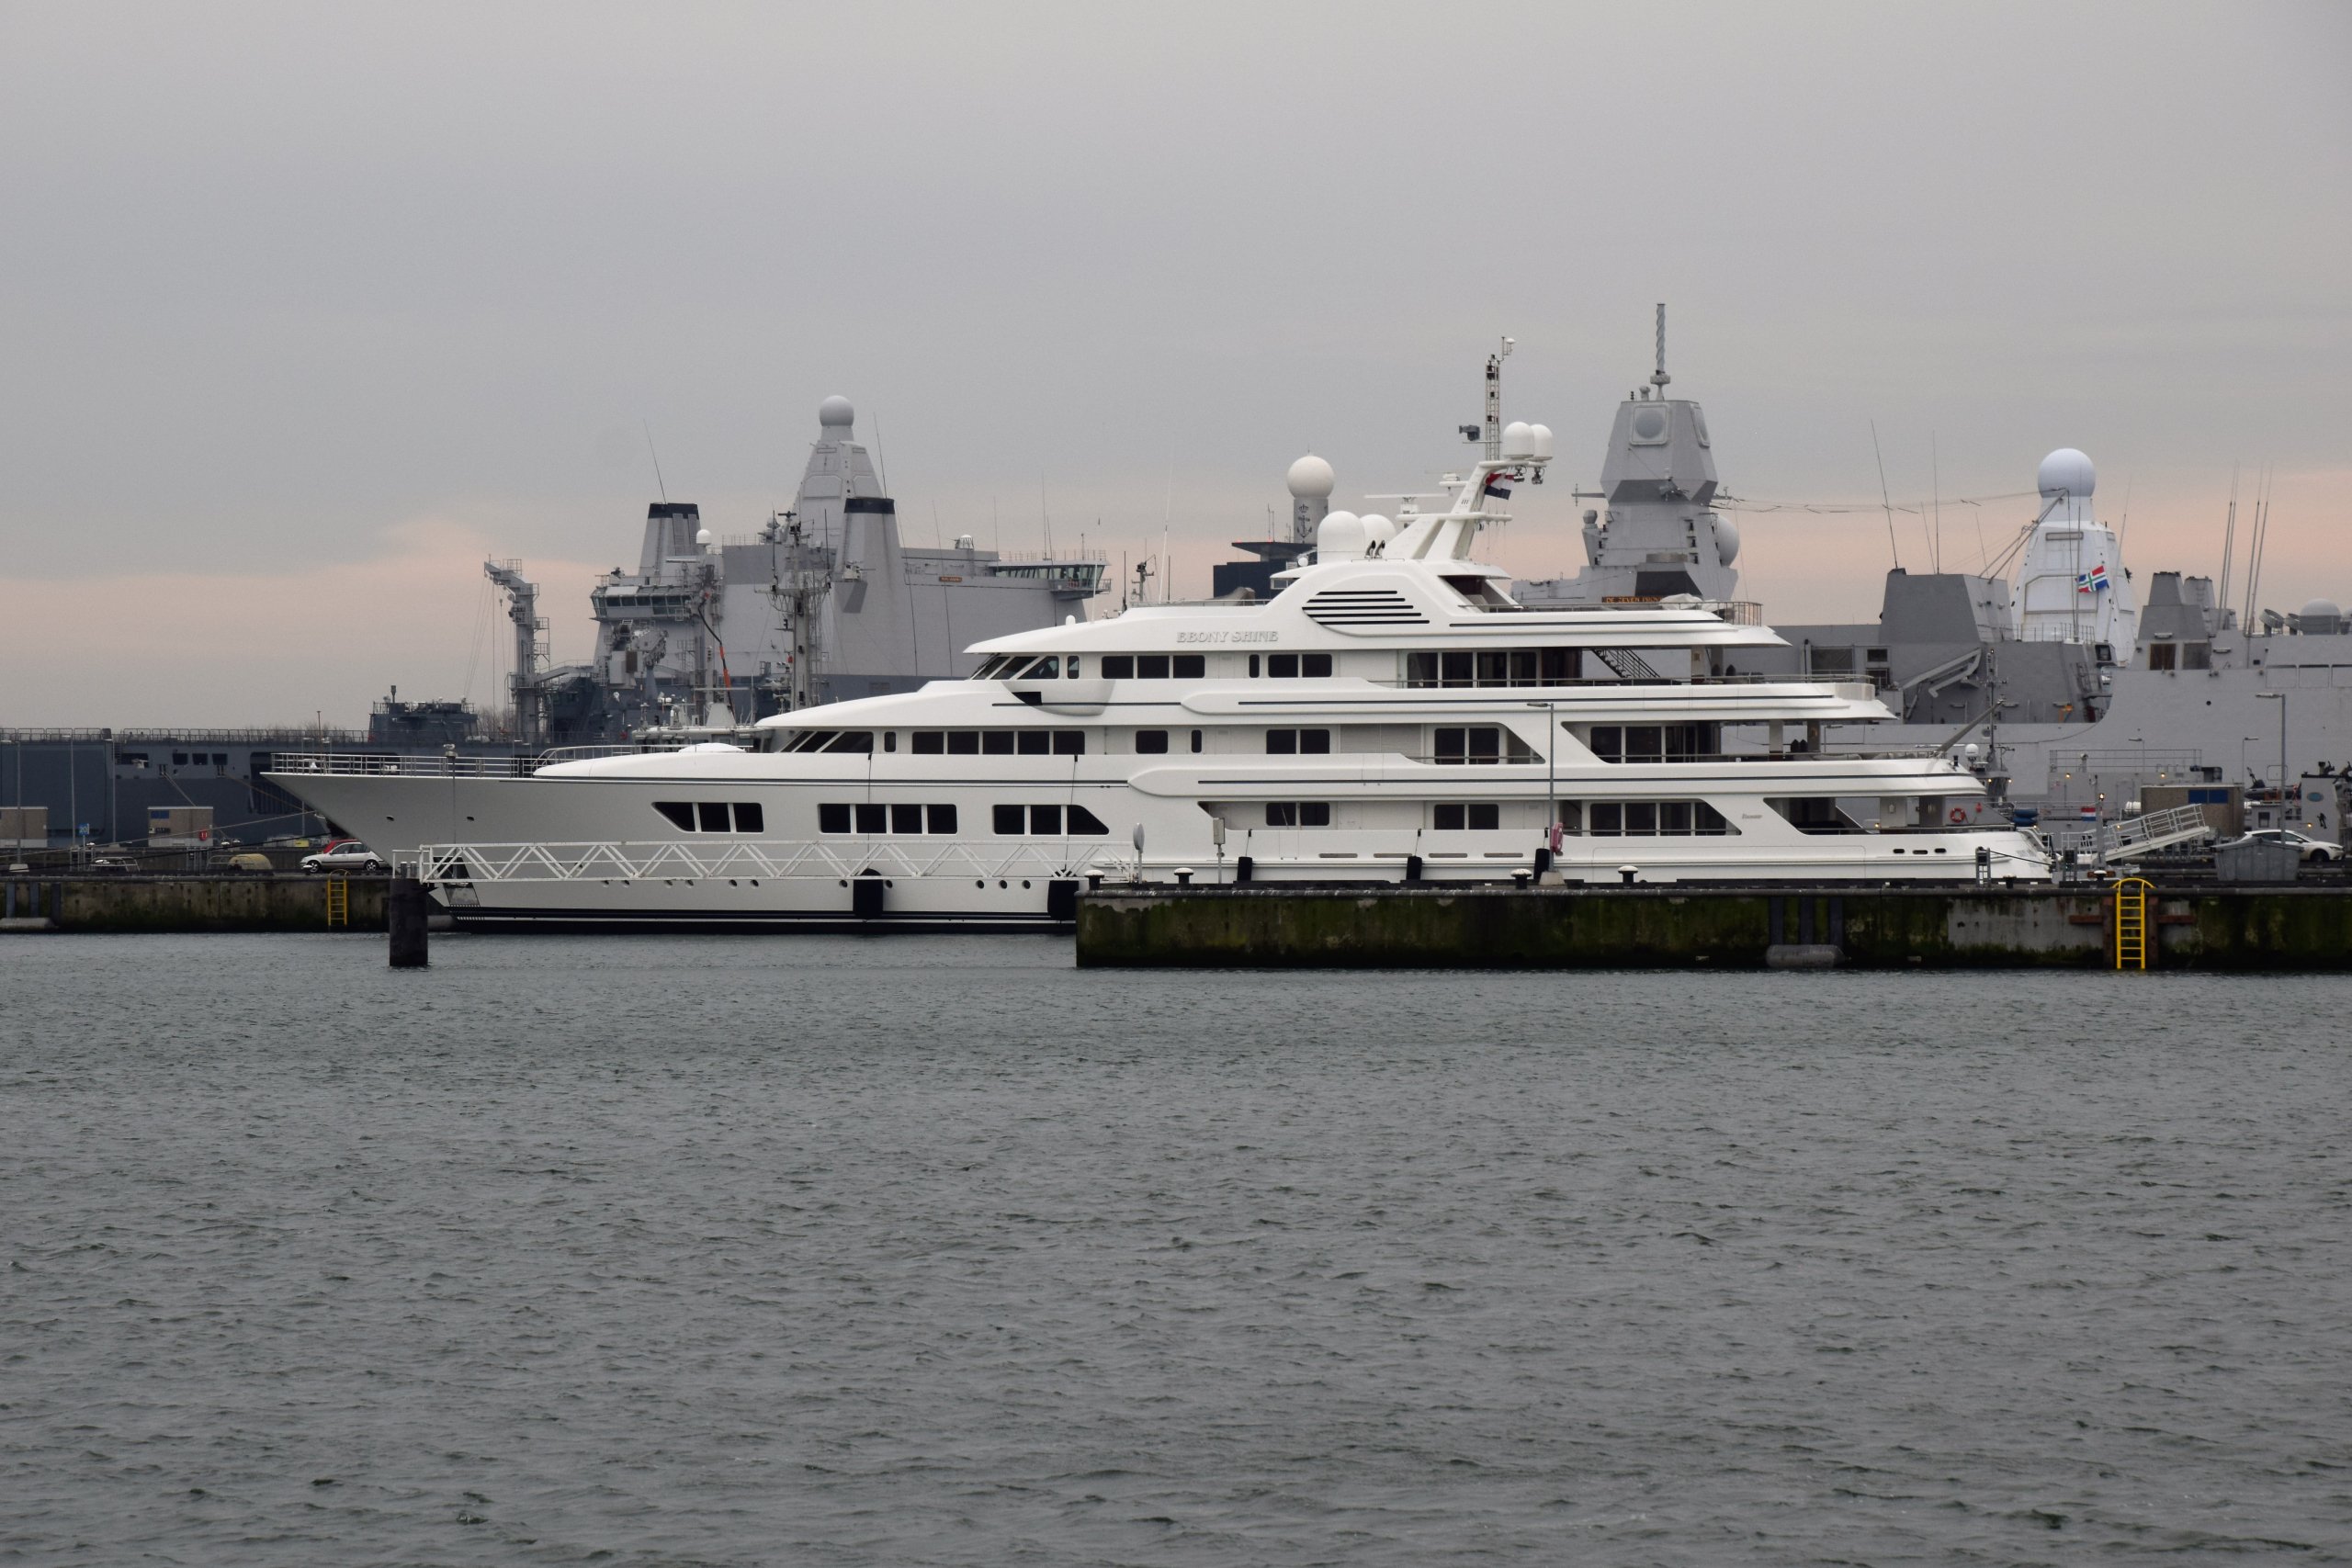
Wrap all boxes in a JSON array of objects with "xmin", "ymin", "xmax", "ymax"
[{"xmin": 1306, "ymin": 588, "xmax": 1426, "ymax": 627}]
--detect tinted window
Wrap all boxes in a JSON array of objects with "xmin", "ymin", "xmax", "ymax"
[
  {"xmin": 823, "ymin": 731, "xmax": 873, "ymax": 753},
  {"xmin": 912, "ymin": 731, "xmax": 944, "ymax": 754},
  {"xmin": 926, "ymin": 804, "xmax": 958, "ymax": 834},
  {"xmin": 948, "ymin": 731, "xmax": 980, "ymax": 755},
  {"xmin": 1268, "ymin": 729, "xmax": 1297, "ymax": 754},
  {"xmin": 1018, "ymin": 731, "xmax": 1049, "ymax": 755},
  {"xmin": 982, "ymin": 731, "xmax": 1014, "ymax": 754},
  {"xmin": 1191, "ymin": 729, "xmax": 1203, "ymax": 753},
  {"xmin": 1269, "ymin": 653, "xmax": 1298, "ymax": 678},
  {"xmin": 697, "ymin": 802, "xmax": 730, "ymax": 832},
  {"xmin": 1173, "ymin": 655, "xmax": 1204, "ymax": 678},
  {"xmin": 1137, "ymin": 655, "xmax": 1170, "ymax": 679},
  {"xmin": 819, "ymin": 803, "xmax": 851, "ymax": 834},
  {"xmin": 1102, "ymin": 655, "xmax": 1135, "ymax": 679},
  {"xmin": 1433, "ymin": 803, "xmax": 1464, "ymax": 830},
  {"xmin": 734, "ymin": 802, "xmax": 764, "ymax": 833},
  {"xmin": 1069, "ymin": 805, "xmax": 1109, "ymax": 835},
  {"xmin": 1029, "ymin": 657, "xmax": 1059, "ymax": 679},
  {"xmin": 1301, "ymin": 728, "xmax": 1330, "ymax": 755},
  {"xmin": 854, "ymin": 803, "xmax": 887, "ymax": 833},
  {"xmin": 1266, "ymin": 802, "xmax": 1297, "ymax": 827},
  {"xmin": 1303, "ymin": 653, "xmax": 1332, "ymax": 677},
  {"xmin": 1052, "ymin": 730, "xmax": 1084, "ymax": 755},
  {"xmin": 1441, "ymin": 651, "xmax": 1473, "ymax": 687},
  {"xmin": 890, "ymin": 804, "xmax": 924, "ymax": 834},
  {"xmin": 1136, "ymin": 729, "xmax": 1169, "ymax": 753},
  {"xmin": 1031, "ymin": 804, "xmax": 1063, "ymax": 835},
  {"xmin": 1300, "ymin": 802, "xmax": 1331, "ymax": 827},
  {"xmin": 1467, "ymin": 803, "xmax": 1498, "ymax": 830},
  {"xmin": 992, "ymin": 804, "xmax": 1023, "ymax": 835},
  {"xmin": 655, "ymin": 801, "xmax": 696, "ymax": 831}
]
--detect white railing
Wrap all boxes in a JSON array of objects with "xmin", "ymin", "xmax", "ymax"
[
  {"xmin": 418, "ymin": 838, "xmax": 1117, "ymax": 885},
  {"xmin": 269, "ymin": 743, "xmax": 712, "ymax": 779},
  {"xmin": 2050, "ymin": 805, "xmax": 2217, "ymax": 863}
]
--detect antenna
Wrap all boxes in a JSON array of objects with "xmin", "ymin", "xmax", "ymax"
[
  {"xmin": 1871, "ymin": 420, "xmax": 1901, "ymax": 570},
  {"xmin": 1930, "ymin": 431, "xmax": 1941, "ymax": 575},
  {"xmin": 871, "ymin": 413, "xmax": 889, "ymax": 496},
  {"xmin": 1162, "ymin": 459, "xmax": 1174, "ymax": 605},
  {"xmin": 2217, "ymin": 462, "xmax": 2240, "ymax": 612},
  {"xmin": 642, "ymin": 421, "xmax": 668, "ymax": 502},
  {"xmin": 1650, "ymin": 303, "xmax": 1670, "ymax": 396}
]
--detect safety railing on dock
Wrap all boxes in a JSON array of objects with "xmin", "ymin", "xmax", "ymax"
[
  {"xmin": 418, "ymin": 839, "xmax": 1116, "ymax": 885},
  {"xmin": 2052, "ymin": 805, "xmax": 2217, "ymax": 863}
]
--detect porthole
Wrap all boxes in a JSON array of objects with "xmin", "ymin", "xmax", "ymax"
[
  {"xmin": 1022, "ymin": 879, "xmax": 1032, "ymax": 888},
  {"xmin": 999, "ymin": 879, "xmax": 1008, "ymax": 888},
  {"xmin": 975, "ymin": 879, "xmax": 985, "ymax": 887}
]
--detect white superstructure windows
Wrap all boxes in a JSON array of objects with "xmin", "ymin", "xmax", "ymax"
[
  {"xmin": 818, "ymin": 803, "xmax": 959, "ymax": 835},
  {"xmin": 1431, "ymin": 803, "xmax": 1500, "ymax": 830},
  {"xmin": 1136, "ymin": 730, "xmax": 1170, "ymax": 753},
  {"xmin": 654, "ymin": 801, "xmax": 765, "ymax": 833},
  {"xmin": 1262, "ymin": 653, "xmax": 1334, "ymax": 678},
  {"xmin": 1432, "ymin": 727, "xmax": 1538, "ymax": 764},
  {"xmin": 1405, "ymin": 649, "xmax": 1581, "ymax": 688},
  {"xmin": 1266, "ymin": 728, "xmax": 1332, "ymax": 755},
  {"xmin": 778, "ymin": 730, "xmax": 875, "ymax": 754},
  {"xmin": 991, "ymin": 804, "xmax": 1112, "ymax": 836},
  {"xmin": 1587, "ymin": 802, "xmax": 1733, "ymax": 836},
  {"xmin": 910, "ymin": 729, "xmax": 1086, "ymax": 755},
  {"xmin": 1589, "ymin": 724, "xmax": 1720, "ymax": 763},
  {"xmin": 1099, "ymin": 655, "xmax": 1207, "ymax": 679},
  {"xmin": 1263, "ymin": 802, "xmax": 1332, "ymax": 827}
]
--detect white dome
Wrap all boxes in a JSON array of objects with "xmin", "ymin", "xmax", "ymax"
[
  {"xmin": 1359, "ymin": 513, "xmax": 1396, "ymax": 545},
  {"xmin": 1501, "ymin": 421, "xmax": 1535, "ymax": 460},
  {"xmin": 1528, "ymin": 423, "xmax": 1555, "ymax": 460},
  {"xmin": 1286, "ymin": 454, "xmax": 1336, "ymax": 499},
  {"xmin": 1317, "ymin": 510, "xmax": 1365, "ymax": 560},
  {"xmin": 1713, "ymin": 515, "xmax": 1741, "ymax": 567},
  {"xmin": 695, "ymin": 527, "xmax": 713, "ymax": 547},
  {"xmin": 2301, "ymin": 597, "xmax": 2341, "ymax": 621},
  {"xmin": 2037, "ymin": 447, "xmax": 2096, "ymax": 500},
  {"xmin": 818, "ymin": 395, "xmax": 855, "ymax": 429}
]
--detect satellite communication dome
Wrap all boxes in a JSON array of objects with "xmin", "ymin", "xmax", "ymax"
[
  {"xmin": 2037, "ymin": 447, "xmax": 2096, "ymax": 500},
  {"xmin": 695, "ymin": 527, "xmax": 713, "ymax": 547},
  {"xmin": 1317, "ymin": 510, "xmax": 1365, "ymax": 560},
  {"xmin": 2301, "ymin": 597, "xmax": 2341, "ymax": 622},
  {"xmin": 818, "ymin": 395, "xmax": 856, "ymax": 429},
  {"xmin": 1359, "ymin": 513, "xmax": 1396, "ymax": 545},
  {"xmin": 1529, "ymin": 423, "xmax": 1555, "ymax": 459},
  {"xmin": 1501, "ymin": 422, "xmax": 1534, "ymax": 460},
  {"xmin": 1286, "ymin": 454, "xmax": 1336, "ymax": 499},
  {"xmin": 1713, "ymin": 515, "xmax": 1741, "ymax": 567}
]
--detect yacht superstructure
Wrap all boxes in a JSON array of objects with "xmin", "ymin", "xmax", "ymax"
[{"xmin": 272, "ymin": 352, "xmax": 2048, "ymax": 930}]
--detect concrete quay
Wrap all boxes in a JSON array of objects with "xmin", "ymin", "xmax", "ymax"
[
  {"xmin": 1074, "ymin": 884, "xmax": 2352, "ymax": 971},
  {"xmin": 1, "ymin": 874, "xmax": 388, "ymax": 934}
]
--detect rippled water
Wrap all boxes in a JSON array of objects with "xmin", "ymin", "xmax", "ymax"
[{"xmin": 4, "ymin": 934, "xmax": 2348, "ymax": 1564}]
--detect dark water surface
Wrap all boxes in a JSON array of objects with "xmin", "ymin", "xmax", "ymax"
[{"xmin": 4, "ymin": 934, "xmax": 2348, "ymax": 1565}]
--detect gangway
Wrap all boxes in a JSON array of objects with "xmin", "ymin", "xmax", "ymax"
[{"xmin": 2052, "ymin": 805, "xmax": 2216, "ymax": 865}]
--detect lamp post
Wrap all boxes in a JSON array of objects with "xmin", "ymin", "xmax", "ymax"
[
  {"xmin": 2258, "ymin": 693, "xmax": 2287, "ymax": 796},
  {"xmin": 1527, "ymin": 699, "xmax": 1562, "ymax": 872},
  {"xmin": 2242, "ymin": 737, "xmax": 2263, "ymax": 788}
]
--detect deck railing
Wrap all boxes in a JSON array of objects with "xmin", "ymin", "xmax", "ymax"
[{"xmin": 419, "ymin": 838, "xmax": 1115, "ymax": 885}]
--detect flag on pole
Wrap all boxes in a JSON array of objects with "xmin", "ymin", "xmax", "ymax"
[
  {"xmin": 1483, "ymin": 471, "xmax": 1515, "ymax": 501},
  {"xmin": 2075, "ymin": 564, "xmax": 2110, "ymax": 594}
]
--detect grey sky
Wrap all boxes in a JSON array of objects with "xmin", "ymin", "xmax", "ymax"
[{"xmin": 3, "ymin": 1, "xmax": 2346, "ymax": 724}]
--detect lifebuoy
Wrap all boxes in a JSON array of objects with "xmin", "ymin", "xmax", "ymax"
[{"xmin": 1949, "ymin": 807, "xmax": 1969, "ymax": 824}]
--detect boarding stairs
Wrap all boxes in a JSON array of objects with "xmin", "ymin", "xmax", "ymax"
[{"xmin": 2051, "ymin": 805, "xmax": 2216, "ymax": 864}]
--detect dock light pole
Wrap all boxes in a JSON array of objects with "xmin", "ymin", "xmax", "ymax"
[{"xmin": 2259, "ymin": 693, "xmax": 2287, "ymax": 796}]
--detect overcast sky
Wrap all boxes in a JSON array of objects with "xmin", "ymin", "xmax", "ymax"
[{"xmin": 3, "ymin": 1, "xmax": 2346, "ymax": 726}]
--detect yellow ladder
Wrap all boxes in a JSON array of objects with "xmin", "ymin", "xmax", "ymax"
[
  {"xmin": 324, "ymin": 874, "xmax": 349, "ymax": 928},
  {"xmin": 2113, "ymin": 876, "xmax": 2152, "ymax": 970}
]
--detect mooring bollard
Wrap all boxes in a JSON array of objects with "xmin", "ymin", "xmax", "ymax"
[{"xmin": 388, "ymin": 875, "xmax": 428, "ymax": 968}]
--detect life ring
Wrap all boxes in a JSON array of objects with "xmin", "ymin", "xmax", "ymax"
[{"xmin": 1949, "ymin": 807, "xmax": 1969, "ymax": 824}]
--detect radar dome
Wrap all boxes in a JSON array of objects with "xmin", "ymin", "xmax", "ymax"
[
  {"xmin": 695, "ymin": 527, "xmax": 713, "ymax": 547},
  {"xmin": 2037, "ymin": 447, "xmax": 2096, "ymax": 500},
  {"xmin": 1317, "ymin": 509, "xmax": 1365, "ymax": 561},
  {"xmin": 1529, "ymin": 423, "xmax": 1555, "ymax": 460},
  {"xmin": 2301, "ymin": 597, "xmax": 2341, "ymax": 624},
  {"xmin": 1501, "ymin": 422, "xmax": 1534, "ymax": 460},
  {"xmin": 1359, "ymin": 513, "xmax": 1396, "ymax": 546},
  {"xmin": 1286, "ymin": 454, "xmax": 1336, "ymax": 499},
  {"xmin": 1713, "ymin": 515, "xmax": 1741, "ymax": 567},
  {"xmin": 818, "ymin": 395, "xmax": 855, "ymax": 429}
]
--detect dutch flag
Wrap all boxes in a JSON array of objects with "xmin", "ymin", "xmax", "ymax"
[{"xmin": 2075, "ymin": 563, "xmax": 2109, "ymax": 594}]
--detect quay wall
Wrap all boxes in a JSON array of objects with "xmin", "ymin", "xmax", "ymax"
[
  {"xmin": 1075, "ymin": 886, "xmax": 2352, "ymax": 971},
  {"xmin": 2, "ymin": 875, "xmax": 388, "ymax": 933}
]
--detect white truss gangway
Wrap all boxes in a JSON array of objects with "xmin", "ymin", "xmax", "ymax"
[{"xmin": 2051, "ymin": 805, "xmax": 2216, "ymax": 864}]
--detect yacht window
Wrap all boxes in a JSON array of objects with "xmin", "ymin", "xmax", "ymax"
[
  {"xmin": 927, "ymin": 804, "xmax": 957, "ymax": 833},
  {"xmin": 1102, "ymin": 656, "xmax": 1135, "ymax": 679},
  {"xmin": 1433, "ymin": 803, "xmax": 1500, "ymax": 830},
  {"xmin": 1017, "ymin": 730, "xmax": 1049, "ymax": 755},
  {"xmin": 1542, "ymin": 649, "xmax": 1579, "ymax": 683},
  {"xmin": 1266, "ymin": 728, "xmax": 1331, "ymax": 755},
  {"xmin": 1807, "ymin": 647, "xmax": 1855, "ymax": 675},
  {"xmin": 1053, "ymin": 730, "xmax": 1085, "ymax": 755},
  {"xmin": 1028, "ymin": 657, "xmax": 1059, "ymax": 680},
  {"xmin": 993, "ymin": 804, "xmax": 1023, "ymax": 835},
  {"xmin": 822, "ymin": 731, "xmax": 874, "ymax": 753},
  {"xmin": 854, "ymin": 803, "xmax": 887, "ymax": 833},
  {"xmin": 1136, "ymin": 729, "xmax": 1170, "ymax": 753},
  {"xmin": 1068, "ymin": 805, "xmax": 1109, "ymax": 835},
  {"xmin": 1584, "ymin": 801, "xmax": 1731, "ymax": 836},
  {"xmin": 1442, "ymin": 651, "xmax": 1473, "ymax": 688},
  {"xmin": 1137, "ymin": 655, "xmax": 1170, "ymax": 679},
  {"xmin": 1174, "ymin": 655, "xmax": 1204, "ymax": 678},
  {"xmin": 696, "ymin": 802, "xmax": 731, "ymax": 832},
  {"xmin": 1304, "ymin": 653, "xmax": 1332, "ymax": 677},
  {"xmin": 891, "ymin": 804, "xmax": 924, "ymax": 834},
  {"xmin": 1249, "ymin": 655, "xmax": 1261, "ymax": 678},
  {"xmin": 1623, "ymin": 727, "xmax": 1664, "ymax": 764},
  {"xmin": 654, "ymin": 801, "xmax": 696, "ymax": 831},
  {"xmin": 1191, "ymin": 729, "xmax": 1203, "ymax": 753},
  {"xmin": 788, "ymin": 730, "xmax": 834, "ymax": 752},
  {"xmin": 913, "ymin": 731, "xmax": 945, "ymax": 754},
  {"xmin": 1434, "ymin": 727, "xmax": 1503, "ymax": 764},
  {"xmin": 1476, "ymin": 651, "xmax": 1510, "ymax": 685},
  {"xmin": 734, "ymin": 803, "xmax": 763, "ymax": 833},
  {"xmin": 1406, "ymin": 652, "xmax": 1438, "ymax": 688},
  {"xmin": 819, "ymin": 803, "xmax": 852, "ymax": 833},
  {"xmin": 1269, "ymin": 653, "xmax": 1298, "ymax": 678},
  {"xmin": 982, "ymin": 731, "xmax": 1015, "ymax": 754},
  {"xmin": 1264, "ymin": 802, "xmax": 1333, "ymax": 828},
  {"xmin": 1031, "ymin": 804, "xmax": 1063, "ymax": 835},
  {"xmin": 993, "ymin": 659, "xmax": 1032, "ymax": 679},
  {"xmin": 1067, "ymin": 658, "xmax": 1082, "ymax": 678},
  {"xmin": 1625, "ymin": 803, "xmax": 1658, "ymax": 834},
  {"xmin": 884, "ymin": 732, "xmax": 897, "ymax": 752},
  {"xmin": 949, "ymin": 731, "xmax": 981, "ymax": 755}
]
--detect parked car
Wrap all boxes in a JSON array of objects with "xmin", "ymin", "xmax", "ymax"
[
  {"xmin": 2215, "ymin": 828, "xmax": 2339, "ymax": 863},
  {"xmin": 88, "ymin": 854, "xmax": 137, "ymax": 872},
  {"xmin": 223, "ymin": 852, "xmax": 275, "ymax": 874},
  {"xmin": 300, "ymin": 842, "xmax": 388, "ymax": 874}
]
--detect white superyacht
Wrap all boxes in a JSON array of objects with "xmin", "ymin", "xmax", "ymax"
[{"xmin": 274, "ymin": 365, "xmax": 2048, "ymax": 930}]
